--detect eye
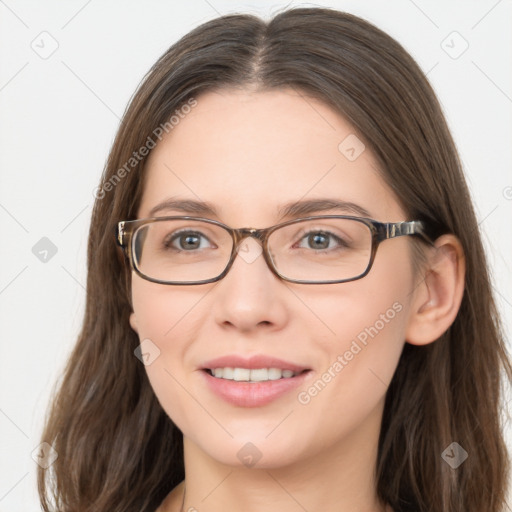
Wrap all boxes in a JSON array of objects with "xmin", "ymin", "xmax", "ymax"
[
  {"xmin": 165, "ymin": 230, "xmax": 213, "ymax": 251},
  {"xmin": 295, "ymin": 230, "xmax": 349, "ymax": 251}
]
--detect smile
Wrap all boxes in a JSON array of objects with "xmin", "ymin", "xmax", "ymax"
[
  {"xmin": 201, "ymin": 368, "xmax": 312, "ymax": 407},
  {"xmin": 205, "ymin": 367, "xmax": 304, "ymax": 382}
]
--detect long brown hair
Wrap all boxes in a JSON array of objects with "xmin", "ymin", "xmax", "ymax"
[{"xmin": 38, "ymin": 7, "xmax": 512, "ymax": 511}]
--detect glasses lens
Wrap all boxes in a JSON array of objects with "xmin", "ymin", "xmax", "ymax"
[
  {"xmin": 133, "ymin": 219, "xmax": 233, "ymax": 283},
  {"xmin": 131, "ymin": 217, "xmax": 373, "ymax": 284},
  {"xmin": 268, "ymin": 217, "xmax": 372, "ymax": 282}
]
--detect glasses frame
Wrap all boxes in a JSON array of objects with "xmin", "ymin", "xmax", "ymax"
[{"xmin": 116, "ymin": 215, "xmax": 433, "ymax": 285}]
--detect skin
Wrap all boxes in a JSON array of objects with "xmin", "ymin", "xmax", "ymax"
[{"xmin": 129, "ymin": 88, "xmax": 465, "ymax": 512}]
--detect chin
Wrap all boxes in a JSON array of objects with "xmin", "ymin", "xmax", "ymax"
[{"xmin": 189, "ymin": 432, "xmax": 310, "ymax": 470}]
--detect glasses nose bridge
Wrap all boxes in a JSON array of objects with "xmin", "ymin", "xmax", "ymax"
[
  {"xmin": 228, "ymin": 226, "xmax": 276, "ymax": 279},
  {"xmin": 232, "ymin": 226, "xmax": 268, "ymax": 246}
]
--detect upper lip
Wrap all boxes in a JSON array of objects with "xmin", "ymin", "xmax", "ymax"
[{"xmin": 201, "ymin": 355, "xmax": 310, "ymax": 373}]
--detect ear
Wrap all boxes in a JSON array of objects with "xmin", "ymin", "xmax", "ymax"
[
  {"xmin": 129, "ymin": 311, "xmax": 139, "ymax": 334},
  {"xmin": 405, "ymin": 234, "xmax": 465, "ymax": 345}
]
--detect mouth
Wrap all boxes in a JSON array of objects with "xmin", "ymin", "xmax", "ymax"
[
  {"xmin": 199, "ymin": 354, "xmax": 312, "ymax": 406},
  {"xmin": 203, "ymin": 367, "xmax": 311, "ymax": 382},
  {"xmin": 200, "ymin": 360, "xmax": 313, "ymax": 407}
]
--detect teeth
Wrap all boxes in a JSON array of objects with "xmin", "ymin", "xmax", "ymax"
[
  {"xmin": 268, "ymin": 368, "xmax": 282, "ymax": 380},
  {"xmin": 233, "ymin": 368, "xmax": 250, "ymax": 381},
  {"xmin": 209, "ymin": 367, "xmax": 298, "ymax": 382},
  {"xmin": 221, "ymin": 367, "xmax": 234, "ymax": 379},
  {"xmin": 249, "ymin": 368, "xmax": 268, "ymax": 381}
]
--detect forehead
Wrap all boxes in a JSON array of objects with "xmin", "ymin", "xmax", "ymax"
[{"xmin": 139, "ymin": 88, "xmax": 404, "ymax": 224}]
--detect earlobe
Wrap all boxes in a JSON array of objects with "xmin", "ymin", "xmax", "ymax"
[
  {"xmin": 405, "ymin": 234, "xmax": 465, "ymax": 346},
  {"xmin": 129, "ymin": 311, "xmax": 139, "ymax": 334}
]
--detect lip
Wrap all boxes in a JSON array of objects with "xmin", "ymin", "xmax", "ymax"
[
  {"xmin": 201, "ymin": 368, "xmax": 311, "ymax": 407},
  {"xmin": 199, "ymin": 354, "xmax": 312, "ymax": 408},
  {"xmin": 200, "ymin": 354, "xmax": 309, "ymax": 373}
]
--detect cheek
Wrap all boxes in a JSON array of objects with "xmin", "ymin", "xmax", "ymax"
[
  {"xmin": 298, "ymin": 241, "xmax": 414, "ymax": 399},
  {"xmin": 130, "ymin": 275, "xmax": 191, "ymax": 388},
  {"xmin": 288, "ymin": 284, "xmax": 410, "ymax": 458},
  {"xmin": 130, "ymin": 275, "xmax": 207, "ymax": 429},
  {"xmin": 130, "ymin": 273, "xmax": 204, "ymax": 341},
  {"xmin": 304, "ymin": 283, "xmax": 408, "ymax": 400}
]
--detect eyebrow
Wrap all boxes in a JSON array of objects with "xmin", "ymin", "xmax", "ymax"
[{"xmin": 148, "ymin": 197, "xmax": 372, "ymax": 221}]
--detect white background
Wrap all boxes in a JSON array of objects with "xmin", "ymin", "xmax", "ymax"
[{"xmin": 0, "ymin": 1, "xmax": 511, "ymax": 510}]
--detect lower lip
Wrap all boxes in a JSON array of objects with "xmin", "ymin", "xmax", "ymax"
[{"xmin": 201, "ymin": 370, "xmax": 311, "ymax": 407}]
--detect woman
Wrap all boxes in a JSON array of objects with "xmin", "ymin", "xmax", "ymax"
[{"xmin": 37, "ymin": 7, "xmax": 512, "ymax": 512}]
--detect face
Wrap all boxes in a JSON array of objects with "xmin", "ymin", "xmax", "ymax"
[{"xmin": 129, "ymin": 88, "xmax": 420, "ymax": 469}]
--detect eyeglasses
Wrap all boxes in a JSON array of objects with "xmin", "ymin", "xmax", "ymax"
[{"xmin": 116, "ymin": 215, "xmax": 432, "ymax": 285}]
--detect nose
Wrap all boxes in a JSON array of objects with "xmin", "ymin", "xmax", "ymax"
[
  {"xmin": 226, "ymin": 233, "xmax": 281, "ymax": 288},
  {"xmin": 212, "ymin": 235, "xmax": 287, "ymax": 332}
]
